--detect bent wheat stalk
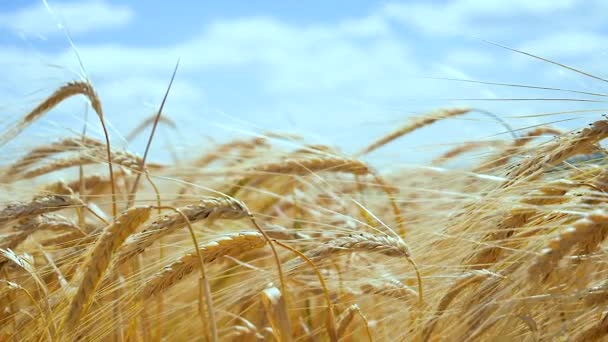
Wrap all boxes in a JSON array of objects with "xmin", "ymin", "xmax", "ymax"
[{"xmin": 273, "ymin": 239, "xmax": 337, "ymax": 341}]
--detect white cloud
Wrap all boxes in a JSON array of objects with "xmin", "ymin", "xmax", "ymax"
[
  {"xmin": 0, "ymin": 0, "xmax": 133, "ymax": 37},
  {"xmin": 382, "ymin": 0, "xmax": 581, "ymax": 37}
]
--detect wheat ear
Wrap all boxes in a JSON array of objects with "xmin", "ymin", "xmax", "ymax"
[
  {"xmin": 504, "ymin": 119, "xmax": 608, "ymax": 187},
  {"xmin": 140, "ymin": 232, "xmax": 265, "ymax": 298},
  {"xmin": 297, "ymin": 233, "xmax": 423, "ymax": 305},
  {"xmin": 62, "ymin": 206, "xmax": 151, "ymax": 334},
  {"xmin": 528, "ymin": 210, "xmax": 608, "ymax": 281},
  {"xmin": 360, "ymin": 278, "xmax": 418, "ymax": 304},
  {"xmin": 475, "ymin": 126, "xmax": 563, "ymax": 171},
  {"xmin": 357, "ymin": 107, "xmax": 471, "ymax": 155},
  {"xmin": 112, "ymin": 197, "xmax": 248, "ymax": 268},
  {"xmin": 126, "ymin": 113, "xmax": 177, "ymax": 142},
  {"xmin": 0, "ymin": 194, "xmax": 78, "ymax": 227},
  {"xmin": 4, "ymin": 137, "xmax": 105, "ymax": 179},
  {"xmin": 261, "ymin": 287, "xmax": 293, "ymax": 342},
  {"xmin": 11, "ymin": 148, "xmax": 143, "ymax": 181},
  {"xmin": 432, "ymin": 140, "xmax": 504, "ymax": 165},
  {"xmin": 0, "ymin": 214, "xmax": 80, "ymax": 251}
]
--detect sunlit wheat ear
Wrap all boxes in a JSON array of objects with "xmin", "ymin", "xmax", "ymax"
[
  {"xmin": 357, "ymin": 107, "xmax": 472, "ymax": 156},
  {"xmin": 261, "ymin": 286, "xmax": 293, "ymax": 342},
  {"xmin": 141, "ymin": 232, "xmax": 265, "ymax": 298},
  {"xmin": 62, "ymin": 206, "xmax": 151, "ymax": 334},
  {"xmin": 0, "ymin": 249, "xmax": 56, "ymax": 339},
  {"xmin": 302, "ymin": 233, "xmax": 411, "ymax": 259},
  {"xmin": 1, "ymin": 279, "xmax": 48, "ymax": 340},
  {"xmin": 475, "ymin": 126, "xmax": 563, "ymax": 171},
  {"xmin": 0, "ymin": 82, "xmax": 99, "ymax": 147},
  {"xmin": 294, "ymin": 233, "xmax": 423, "ymax": 305},
  {"xmin": 360, "ymin": 278, "xmax": 418, "ymax": 304},
  {"xmin": 504, "ymin": 119, "xmax": 608, "ymax": 187},
  {"xmin": 4, "ymin": 137, "xmax": 105, "ymax": 178},
  {"xmin": 0, "ymin": 80, "xmax": 118, "ymax": 217},
  {"xmin": 111, "ymin": 197, "xmax": 249, "ymax": 269},
  {"xmin": 194, "ymin": 136, "xmax": 268, "ymax": 167},
  {"xmin": 432, "ymin": 140, "xmax": 504, "ymax": 165},
  {"xmin": 528, "ymin": 210, "xmax": 608, "ymax": 281},
  {"xmin": 61, "ymin": 174, "xmax": 110, "ymax": 195},
  {"xmin": 250, "ymin": 156, "xmax": 371, "ymax": 178},
  {"xmin": 6, "ymin": 148, "xmax": 144, "ymax": 182},
  {"xmin": 0, "ymin": 214, "xmax": 80, "ymax": 251},
  {"xmin": 0, "ymin": 194, "xmax": 79, "ymax": 227},
  {"xmin": 337, "ymin": 305, "xmax": 373, "ymax": 341},
  {"xmin": 463, "ymin": 208, "xmax": 534, "ymax": 268}
]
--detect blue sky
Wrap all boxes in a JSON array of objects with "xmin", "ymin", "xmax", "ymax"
[{"xmin": 1, "ymin": 0, "xmax": 607, "ymax": 164}]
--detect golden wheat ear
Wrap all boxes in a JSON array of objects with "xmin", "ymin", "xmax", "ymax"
[
  {"xmin": 61, "ymin": 206, "xmax": 151, "ymax": 336},
  {"xmin": 0, "ymin": 80, "xmax": 119, "ymax": 217},
  {"xmin": 357, "ymin": 107, "xmax": 472, "ymax": 156}
]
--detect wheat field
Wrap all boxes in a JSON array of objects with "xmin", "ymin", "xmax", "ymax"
[{"xmin": 1, "ymin": 51, "xmax": 608, "ymax": 342}]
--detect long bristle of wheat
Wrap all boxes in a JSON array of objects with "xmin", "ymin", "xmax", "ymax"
[
  {"xmin": 62, "ymin": 206, "xmax": 151, "ymax": 333},
  {"xmin": 141, "ymin": 232, "xmax": 265, "ymax": 298},
  {"xmin": 357, "ymin": 107, "xmax": 472, "ymax": 156},
  {"xmin": 112, "ymin": 197, "xmax": 249, "ymax": 269}
]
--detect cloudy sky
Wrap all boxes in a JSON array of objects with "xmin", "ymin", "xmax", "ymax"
[{"xmin": 1, "ymin": 0, "xmax": 607, "ymax": 164}]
